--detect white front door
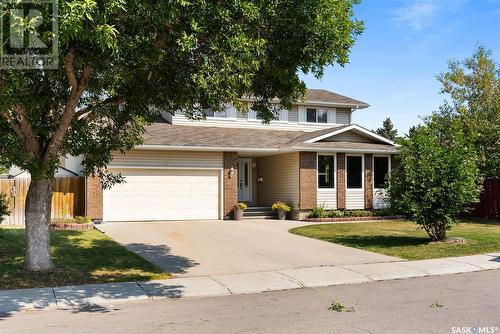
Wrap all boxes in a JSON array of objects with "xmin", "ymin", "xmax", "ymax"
[{"xmin": 238, "ymin": 158, "xmax": 252, "ymax": 202}]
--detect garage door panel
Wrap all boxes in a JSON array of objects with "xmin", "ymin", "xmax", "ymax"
[{"xmin": 103, "ymin": 169, "xmax": 220, "ymax": 221}]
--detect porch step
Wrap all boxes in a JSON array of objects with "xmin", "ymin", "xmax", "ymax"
[{"xmin": 243, "ymin": 207, "xmax": 277, "ymax": 220}]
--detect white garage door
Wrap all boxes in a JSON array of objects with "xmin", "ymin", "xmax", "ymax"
[{"xmin": 103, "ymin": 169, "xmax": 220, "ymax": 222}]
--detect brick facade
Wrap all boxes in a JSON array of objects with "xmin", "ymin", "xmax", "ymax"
[
  {"xmin": 86, "ymin": 176, "xmax": 103, "ymax": 221},
  {"xmin": 364, "ymin": 153, "xmax": 374, "ymax": 209},
  {"xmin": 336, "ymin": 153, "xmax": 346, "ymax": 210},
  {"xmin": 299, "ymin": 152, "xmax": 317, "ymax": 210},
  {"xmin": 223, "ymin": 152, "xmax": 238, "ymax": 219}
]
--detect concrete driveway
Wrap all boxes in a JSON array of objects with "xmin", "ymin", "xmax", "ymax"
[{"xmin": 100, "ymin": 220, "xmax": 400, "ymax": 277}]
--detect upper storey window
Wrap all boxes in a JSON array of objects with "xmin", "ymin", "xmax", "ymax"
[
  {"xmin": 204, "ymin": 108, "xmax": 227, "ymax": 118},
  {"xmin": 306, "ymin": 108, "xmax": 328, "ymax": 123}
]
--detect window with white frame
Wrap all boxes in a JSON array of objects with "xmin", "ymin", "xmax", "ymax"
[
  {"xmin": 346, "ymin": 156, "xmax": 363, "ymax": 189},
  {"xmin": 249, "ymin": 109, "xmax": 288, "ymax": 122},
  {"xmin": 204, "ymin": 108, "xmax": 228, "ymax": 118},
  {"xmin": 306, "ymin": 108, "xmax": 328, "ymax": 123},
  {"xmin": 374, "ymin": 156, "xmax": 389, "ymax": 189},
  {"xmin": 318, "ymin": 155, "xmax": 335, "ymax": 188}
]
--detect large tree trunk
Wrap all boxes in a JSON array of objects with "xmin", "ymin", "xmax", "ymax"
[{"xmin": 24, "ymin": 178, "xmax": 55, "ymax": 271}]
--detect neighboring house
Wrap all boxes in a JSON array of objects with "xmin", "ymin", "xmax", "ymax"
[
  {"xmin": 0, "ymin": 166, "xmax": 79, "ymax": 179},
  {"xmin": 76, "ymin": 89, "xmax": 397, "ymax": 222}
]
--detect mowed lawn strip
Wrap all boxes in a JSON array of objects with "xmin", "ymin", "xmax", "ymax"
[
  {"xmin": 0, "ymin": 228, "xmax": 170, "ymax": 290},
  {"xmin": 289, "ymin": 220, "xmax": 500, "ymax": 260}
]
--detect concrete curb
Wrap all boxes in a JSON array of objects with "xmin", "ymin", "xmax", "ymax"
[{"xmin": 1, "ymin": 253, "xmax": 499, "ymax": 315}]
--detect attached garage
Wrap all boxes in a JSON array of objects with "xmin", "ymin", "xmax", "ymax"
[{"xmin": 103, "ymin": 168, "xmax": 222, "ymax": 222}]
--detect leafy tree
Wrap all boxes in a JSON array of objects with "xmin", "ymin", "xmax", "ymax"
[
  {"xmin": 0, "ymin": 193, "xmax": 9, "ymax": 220},
  {"xmin": 437, "ymin": 46, "xmax": 500, "ymax": 178},
  {"xmin": 375, "ymin": 117, "xmax": 398, "ymax": 141},
  {"xmin": 388, "ymin": 116, "xmax": 481, "ymax": 241},
  {"xmin": 0, "ymin": 0, "xmax": 364, "ymax": 270}
]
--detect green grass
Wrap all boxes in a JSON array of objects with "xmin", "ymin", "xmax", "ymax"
[
  {"xmin": 289, "ymin": 220, "xmax": 500, "ymax": 260},
  {"xmin": 0, "ymin": 227, "xmax": 170, "ymax": 290}
]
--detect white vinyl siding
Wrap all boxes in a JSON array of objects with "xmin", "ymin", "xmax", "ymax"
[
  {"xmin": 335, "ymin": 108, "xmax": 351, "ymax": 124},
  {"xmin": 373, "ymin": 189, "xmax": 389, "ymax": 209},
  {"xmin": 257, "ymin": 153, "xmax": 299, "ymax": 208},
  {"xmin": 288, "ymin": 106, "xmax": 299, "ymax": 122},
  {"xmin": 321, "ymin": 131, "xmax": 374, "ymax": 143},
  {"xmin": 109, "ymin": 150, "xmax": 223, "ymax": 169},
  {"xmin": 317, "ymin": 191, "xmax": 337, "ymax": 209}
]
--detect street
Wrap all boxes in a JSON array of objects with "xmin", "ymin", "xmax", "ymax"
[{"xmin": 1, "ymin": 270, "xmax": 499, "ymax": 334}]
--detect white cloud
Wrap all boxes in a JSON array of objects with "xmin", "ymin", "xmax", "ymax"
[
  {"xmin": 394, "ymin": 0, "xmax": 468, "ymax": 30},
  {"xmin": 394, "ymin": 0, "xmax": 439, "ymax": 30}
]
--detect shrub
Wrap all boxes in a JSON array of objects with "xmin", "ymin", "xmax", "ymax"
[
  {"xmin": 308, "ymin": 205, "xmax": 328, "ymax": 218},
  {"xmin": 0, "ymin": 193, "xmax": 10, "ymax": 219},
  {"xmin": 343, "ymin": 210, "xmax": 373, "ymax": 217},
  {"xmin": 327, "ymin": 210, "xmax": 344, "ymax": 218},
  {"xmin": 235, "ymin": 202, "xmax": 248, "ymax": 211},
  {"xmin": 75, "ymin": 216, "xmax": 93, "ymax": 224},
  {"xmin": 373, "ymin": 208, "xmax": 399, "ymax": 216},
  {"xmin": 272, "ymin": 201, "xmax": 292, "ymax": 212},
  {"xmin": 388, "ymin": 118, "xmax": 481, "ymax": 241}
]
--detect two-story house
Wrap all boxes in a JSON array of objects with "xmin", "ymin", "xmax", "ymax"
[{"xmin": 82, "ymin": 89, "xmax": 397, "ymax": 221}]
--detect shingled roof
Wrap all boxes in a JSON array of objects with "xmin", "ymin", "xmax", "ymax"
[
  {"xmin": 141, "ymin": 122, "xmax": 396, "ymax": 153},
  {"xmin": 304, "ymin": 89, "xmax": 369, "ymax": 108}
]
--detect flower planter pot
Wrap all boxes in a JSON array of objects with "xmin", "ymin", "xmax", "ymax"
[
  {"xmin": 277, "ymin": 210, "xmax": 287, "ymax": 220},
  {"xmin": 234, "ymin": 208, "xmax": 244, "ymax": 220}
]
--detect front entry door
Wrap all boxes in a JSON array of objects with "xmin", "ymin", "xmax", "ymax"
[{"xmin": 237, "ymin": 158, "xmax": 252, "ymax": 202}]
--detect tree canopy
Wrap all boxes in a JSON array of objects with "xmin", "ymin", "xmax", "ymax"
[
  {"xmin": 375, "ymin": 117, "xmax": 398, "ymax": 141},
  {"xmin": 0, "ymin": 0, "xmax": 364, "ymax": 271},
  {"xmin": 437, "ymin": 46, "xmax": 500, "ymax": 178},
  {"xmin": 388, "ymin": 116, "xmax": 481, "ymax": 241}
]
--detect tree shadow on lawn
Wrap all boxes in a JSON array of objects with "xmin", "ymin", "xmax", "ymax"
[
  {"xmin": 324, "ymin": 235, "xmax": 431, "ymax": 250},
  {"xmin": 0, "ymin": 229, "xmax": 196, "ymax": 319}
]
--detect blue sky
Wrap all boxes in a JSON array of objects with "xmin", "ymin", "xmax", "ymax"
[{"xmin": 301, "ymin": 0, "xmax": 500, "ymax": 135}]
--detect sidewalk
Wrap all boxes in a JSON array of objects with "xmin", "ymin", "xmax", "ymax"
[{"xmin": 1, "ymin": 253, "xmax": 499, "ymax": 315}]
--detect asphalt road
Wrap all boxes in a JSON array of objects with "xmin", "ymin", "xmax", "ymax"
[{"xmin": 1, "ymin": 270, "xmax": 499, "ymax": 334}]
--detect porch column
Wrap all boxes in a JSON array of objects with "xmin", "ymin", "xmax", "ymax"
[
  {"xmin": 223, "ymin": 152, "xmax": 238, "ymax": 219},
  {"xmin": 86, "ymin": 176, "xmax": 103, "ymax": 221},
  {"xmin": 337, "ymin": 153, "xmax": 346, "ymax": 210},
  {"xmin": 299, "ymin": 152, "xmax": 317, "ymax": 210},
  {"xmin": 364, "ymin": 153, "xmax": 374, "ymax": 209}
]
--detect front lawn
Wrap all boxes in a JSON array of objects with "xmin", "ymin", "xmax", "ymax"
[
  {"xmin": 289, "ymin": 220, "xmax": 500, "ymax": 260},
  {"xmin": 0, "ymin": 228, "xmax": 170, "ymax": 290}
]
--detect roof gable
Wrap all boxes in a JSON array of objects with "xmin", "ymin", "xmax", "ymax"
[{"xmin": 303, "ymin": 124, "xmax": 396, "ymax": 146}]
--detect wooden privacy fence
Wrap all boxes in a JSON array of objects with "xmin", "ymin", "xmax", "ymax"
[
  {"xmin": 0, "ymin": 177, "xmax": 85, "ymax": 226},
  {"xmin": 468, "ymin": 179, "xmax": 500, "ymax": 220}
]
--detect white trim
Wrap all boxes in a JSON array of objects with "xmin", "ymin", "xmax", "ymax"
[
  {"xmin": 107, "ymin": 165, "xmax": 223, "ymax": 171},
  {"xmin": 304, "ymin": 124, "xmax": 396, "ymax": 145},
  {"xmin": 136, "ymin": 145, "xmax": 281, "ymax": 153},
  {"xmin": 292, "ymin": 146, "xmax": 397, "ymax": 154},
  {"xmin": 317, "ymin": 153, "xmax": 336, "ymax": 191},
  {"xmin": 345, "ymin": 154, "xmax": 364, "ymax": 190},
  {"xmin": 240, "ymin": 97, "xmax": 369, "ymax": 109}
]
